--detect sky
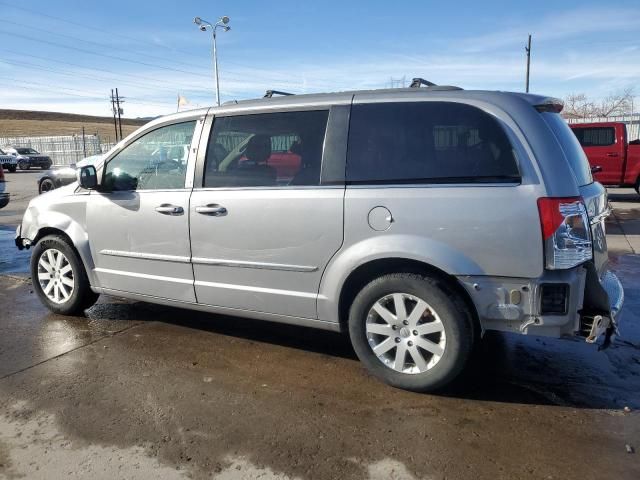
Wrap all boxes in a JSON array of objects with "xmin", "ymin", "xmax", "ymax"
[{"xmin": 0, "ymin": 0, "xmax": 639, "ymax": 118}]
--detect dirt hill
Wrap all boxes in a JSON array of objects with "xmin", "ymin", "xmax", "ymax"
[{"xmin": 0, "ymin": 109, "xmax": 150, "ymax": 141}]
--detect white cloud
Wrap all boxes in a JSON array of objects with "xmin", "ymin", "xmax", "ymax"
[{"xmin": 458, "ymin": 6, "xmax": 640, "ymax": 52}]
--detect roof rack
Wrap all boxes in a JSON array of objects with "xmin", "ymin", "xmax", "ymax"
[
  {"xmin": 410, "ymin": 78, "xmax": 437, "ymax": 88},
  {"xmin": 264, "ymin": 90, "xmax": 294, "ymax": 98}
]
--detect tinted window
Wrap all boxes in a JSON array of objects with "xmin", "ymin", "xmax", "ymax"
[
  {"xmin": 104, "ymin": 121, "xmax": 195, "ymax": 191},
  {"xmin": 204, "ymin": 110, "xmax": 329, "ymax": 188},
  {"xmin": 542, "ymin": 113, "xmax": 593, "ymax": 186},
  {"xmin": 17, "ymin": 148, "xmax": 38, "ymax": 155},
  {"xmin": 572, "ymin": 127, "xmax": 615, "ymax": 147},
  {"xmin": 346, "ymin": 102, "xmax": 520, "ymax": 183}
]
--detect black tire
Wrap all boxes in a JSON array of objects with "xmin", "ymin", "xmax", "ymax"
[
  {"xmin": 7, "ymin": 165, "xmax": 16, "ymax": 173},
  {"xmin": 39, "ymin": 178, "xmax": 55, "ymax": 194},
  {"xmin": 635, "ymin": 177, "xmax": 640, "ymax": 195},
  {"xmin": 30, "ymin": 234, "xmax": 99, "ymax": 315},
  {"xmin": 348, "ymin": 273, "xmax": 474, "ymax": 392},
  {"xmin": 41, "ymin": 163, "xmax": 51, "ymax": 170},
  {"xmin": 18, "ymin": 160, "xmax": 29, "ymax": 170}
]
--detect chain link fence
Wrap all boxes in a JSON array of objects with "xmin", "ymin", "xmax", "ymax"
[{"xmin": 0, "ymin": 134, "xmax": 116, "ymax": 166}]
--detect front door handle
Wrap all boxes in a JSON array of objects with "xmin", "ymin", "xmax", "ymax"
[
  {"xmin": 195, "ymin": 204, "xmax": 228, "ymax": 216},
  {"xmin": 606, "ymin": 152, "xmax": 619, "ymax": 157},
  {"xmin": 155, "ymin": 204, "xmax": 184, "ymax": 215}
]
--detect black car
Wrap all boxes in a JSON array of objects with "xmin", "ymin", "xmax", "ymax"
[{"xmin": 4, "ymin": 146, "xmax": 52, "ymax": 170}]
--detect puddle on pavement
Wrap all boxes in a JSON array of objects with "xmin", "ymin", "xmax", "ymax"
[{"xmin": 0, "ymin": 226, "xmax": 30, "ymax": 274}]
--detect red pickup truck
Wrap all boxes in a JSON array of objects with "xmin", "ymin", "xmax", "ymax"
[{"xmin": 569, "ymin": 122, "xmax": 640, "ymax": 193}]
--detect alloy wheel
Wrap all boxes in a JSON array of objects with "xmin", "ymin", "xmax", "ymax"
[
  {"xmin": 37, "ymin": 248, "xmax": 75, "ymax": 304},
  {"xmin": 365, "ymin": 293, "xmax": 446, "ymax": 374}
]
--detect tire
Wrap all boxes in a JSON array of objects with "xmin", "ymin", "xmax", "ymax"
[
  {"xmin": 39, "ymin": 178, "xmax": 55, "ymax": 194},
  {"xmin": 348, "ymin": 273, "xmax": 474, "ymax": 392},
  {"xmin": 7, "ymin": 165, "xmax": 16, "ymax": 173},
  {"xmin": 30, "ymin": 234, "xmax": 99, "ymax": 315},
  {"xmin": 41, "ymin": 163, "xmax": 51, "ymax": 170},
  {"xmin": 635, "ymin": 177, "xmax": 640, "ymax": 195},
  {"xmin": 18, "ymin": 160, "xmax": 29, "ymax": 170}
]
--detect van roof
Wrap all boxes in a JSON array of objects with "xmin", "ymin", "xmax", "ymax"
[{"xmin": 155, "ymin": 88, "xmax": 562, "ymax": 127}]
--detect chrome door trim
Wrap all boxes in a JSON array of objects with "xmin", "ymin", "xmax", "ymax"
[
  {"xmin": 191, "ymin": 257, "xmax": 318, "ymax": 272},
  {"xmin": 99, "ymin": 250, "xmax": 191, "ymax": 264},
  {"xmin": 194, "ymin": 279, "xmax": 320, "ymax": 298},
  {"xmin": 94, "ymin": 267, "xmax": 194, "ymax": 284}
]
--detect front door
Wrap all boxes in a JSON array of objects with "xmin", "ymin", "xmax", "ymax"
[
  {"xmin": 189, "ymin": 109, "xmax": 344, "ymax": 319},
  {"xmin": 88, "ymin": 120, "xmax": 198, "ymax": 302}
]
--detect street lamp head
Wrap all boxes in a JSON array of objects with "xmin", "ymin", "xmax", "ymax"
[
  {"xmin": 220, "ymin": 16, "xmax": 230, "ymax": 24},
  {"xmin": 193, "ymin": 16, "xmax": 202, "ymax": 25},
  {"xmin": 199, "ymin": 25, "xmax": 207, "ymax": 32},
  {"xmin": 223, "ymin": 26, "xmax": 231, "ymax": 32}
]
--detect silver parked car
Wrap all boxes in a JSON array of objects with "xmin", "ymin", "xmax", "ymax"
[
  {"xmin": 0, "ymin": 148, "xmax": 18, "ymax": 173},
  {"xmin": 15, "ymin": 84, "xmax": 624, "ymax": 392}
]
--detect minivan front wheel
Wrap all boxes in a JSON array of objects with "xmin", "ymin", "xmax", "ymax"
[
  {"xmin": 31, "ymin": 235, "xmax": 99, "ymax": 315},
  {"xmin": 348, "ymin": 273, "xmax": 473, "ymax": 392}
]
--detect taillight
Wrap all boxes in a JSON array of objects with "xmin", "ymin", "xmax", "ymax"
[{"xmin": 537, "ymin": 197, "xmax": 592, "ymax": 270}]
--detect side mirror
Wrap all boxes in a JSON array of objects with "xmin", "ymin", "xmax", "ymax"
[{"xmin": 78, "ymin": 165, "xmax": 99, "ymax": 190}]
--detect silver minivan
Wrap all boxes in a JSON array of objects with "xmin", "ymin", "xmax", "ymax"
[{"xmin": 15, "ymin": 85, "xmax": 624, "ymax": 391}]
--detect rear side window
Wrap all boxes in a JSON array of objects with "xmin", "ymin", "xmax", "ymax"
[
  {"xmin": 542, "ymin": 114, "xmax": 593, "ymax": 186},
  {"xmin": 346, "ymin": 102, "xmax": 520, "ymax": 184},
  {"xmin": 572, "ymin": 127, "xmax": 615, "ymax": 147}
]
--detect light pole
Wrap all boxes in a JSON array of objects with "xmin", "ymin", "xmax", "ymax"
[{"xmin": 194, "ymin": 15, "xmax": 231, "ymax": 106}]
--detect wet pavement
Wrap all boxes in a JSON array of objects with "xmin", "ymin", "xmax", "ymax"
[{"xmin": 0, "ymin": 177, "xmax": 639, "ymax": 479}]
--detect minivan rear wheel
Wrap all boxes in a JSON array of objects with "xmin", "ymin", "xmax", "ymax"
[
  {"xmin": 31, "ymin": 234, "xmax": 99, "ymax": 315},
  {"xmin": 348, "ymin": 273, "xmax": 473, "ymax": 392}
]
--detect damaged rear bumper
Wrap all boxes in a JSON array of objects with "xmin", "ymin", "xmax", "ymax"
[
  {"xmin": 459, "ymin": 261, "xmax": 624, "ymax": 346},
  {"xmin": 580, "ymin": 268, "xmax": 624, "ymax": 345}
]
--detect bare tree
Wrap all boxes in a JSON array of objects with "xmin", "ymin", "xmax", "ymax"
[
  {"xmin": 563, "ymin": 93, "xmax": 594, "ymax": 118},
  {"xmin": 563, "ymin": 88, "xmax": 635, "ymax": 118}
]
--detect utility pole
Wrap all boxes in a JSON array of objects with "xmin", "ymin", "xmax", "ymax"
[
  {"xmin": 110, "ymin": 89, "xmax": 118, "ymax": 141},
  {"xmin": 525, "ymin": 34, "xmax": 532, "ymax": 93},
  {"xmin": 115, "ymin": 88, "xmax": 124, "ymax": 141}
]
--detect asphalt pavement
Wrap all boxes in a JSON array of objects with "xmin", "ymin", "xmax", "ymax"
[{"xmin": 0, "ymin": 171, "xmax": 638, "ymax": 479}]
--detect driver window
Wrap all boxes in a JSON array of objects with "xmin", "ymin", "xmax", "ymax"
[{"xmin": 104, "ymin": 121, "xmax": 196, "ymax": 191}]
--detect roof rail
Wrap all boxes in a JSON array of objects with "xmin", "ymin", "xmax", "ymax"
[
  {"xmin": 410, "ymin": 78, "xmax": 437, "ymax": 88},
  {"xmin": 264, "ymin": 90, "xmax": 294, "ymax": 98}
]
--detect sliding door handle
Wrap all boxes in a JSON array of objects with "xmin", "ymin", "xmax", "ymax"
[{"xmin": 195, "ymin": 204, "xmax": 227, "ymax": 216}]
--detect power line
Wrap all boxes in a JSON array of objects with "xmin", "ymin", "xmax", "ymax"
[
  {"xmin": 0, "ymin": 30, "xmax": 213, "ymax": 79},
  {"xmin": 0, "ymin": 50, "xmax": 211, "ymax": 92},
  {"xmin": 0, "ymin": 0, "xmax": 198, "ymax": 58},
  {"xmin": 0, "ymin": 1, "xmax": 312, "ymax": 83},
  {"xmin": 4, "ymin": 20, "xmax": 208, "ymax": 72},
  {"xmin": 0, "ymin": 57, "xmax": 213, "ymax": 96},
  {"xmin": 0, "ymin": 79, "xmax": 177, "ymax": 108}
]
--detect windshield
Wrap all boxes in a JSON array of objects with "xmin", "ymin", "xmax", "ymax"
[
  {"xmin": 541, "ymin": 113, "xmax": 593, "ymax": 186},
  {"xmin": 0, "ymin": 149, "xmax": 5, "ymax": 155},
  {"xmin": 16, "ymin": 148, "xmax": 39, "ymax": 155}
]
